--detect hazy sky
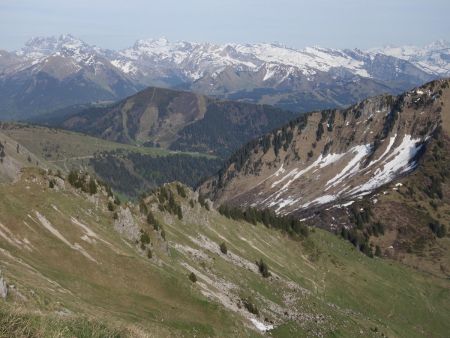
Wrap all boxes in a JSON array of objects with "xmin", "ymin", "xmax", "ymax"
[{"xmin": 1, "ymin": 0, "xmax": 449, "ymax": 50}]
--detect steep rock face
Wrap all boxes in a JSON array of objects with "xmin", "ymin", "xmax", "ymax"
[{"xmin": 200, "ymin": 79, "xmax": 450, "ymax": 218}]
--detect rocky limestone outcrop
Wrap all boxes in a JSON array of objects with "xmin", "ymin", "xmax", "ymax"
[
  {"xmin": 113, "ymin": 206, "xmax": 140, "ymax": 242},
  {"xmin": 0, "ymin": 270, "xmax": 8, "ymax": 299}
]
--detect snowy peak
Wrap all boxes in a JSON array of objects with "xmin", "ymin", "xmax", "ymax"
[
  {"xmin": 19, "ymin": 34, "xmax": 92, "ymax": 59},
  {"xmin": 370, "ymin": 40, "xmax": 450, "ymax": 75}
]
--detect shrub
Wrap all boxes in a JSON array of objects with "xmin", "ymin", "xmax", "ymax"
[
  {"xmin": 140, "ymin": 231, "xmax": 150, "ymax": 245},
  {"xmin": 429, "ymin": 222, "xmax": 447, "ymax": 238},
  {"xmin": 256, "ymin": 259, "xmax": 270, "ymax": 278},
  {"xmin": 219, "ymin": 242, "xmax": 228, "ymax": 254},
  {"xmin": 176, "ymin": 184, "xmax": 187, "ymax": 198},
  {"xmin": 139, "ymin": 200, "xmax": 148, "ymax": 215},
  {"xmin": 189, "ymin": 272, "xmax": 197, "ymax": 283},
  {"xmin": 114, "ymin": 196, "xmax": 121, "ymax": 205},
  {"xmin": 107, "ymin": 201, "xmax": 115, "ymax": 211},
  {"xmin": 67, "ymin": 170, "xmax": 80, "ymax": 188},
  {"xmin": 375, "ymin": 245, "xmax": 382, "ymax": 257},
  {"xmin": 147, "ymin": 211, "xmax": 156, "ymax": 224},
  {"xmin": 88, "ymin": 178, "xmax": 97, "ymax": 195},
  {"xmin": 242, "ymin": 297, "xmax": 259, "ymax": 315},
  {"xmin": 49, "ymin": 179, "xmax": 55, "ymax": 189}
]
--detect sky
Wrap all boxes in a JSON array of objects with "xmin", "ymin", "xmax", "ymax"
[{"xmin": 1, "ymin": 0, "xmax": 449, "ymax": 51}]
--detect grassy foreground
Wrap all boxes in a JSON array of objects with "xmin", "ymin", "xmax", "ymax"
[{"xmin": 0, "ymin": 168, "xmax": 448, "ymax": 337}]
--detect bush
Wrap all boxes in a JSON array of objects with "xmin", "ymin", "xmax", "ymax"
[
  {"xmin": 242, "ymin": 297, "xmax": 259, "ymax": 315},
  {"xmin": 67, "ymin": 170, "xmax": 80, "ymax": 188},
  {"xmin": 198, "ymin": 194, "xmax": 210, "ymax": 210},
  {"xmin": 189, "ymin": 272, "xmax": 197, "ymax": 283},
  {"xmin": 147, "ymin": 211, "xmax": 156, "ymax": 225},
  {"xmin": 114, "ymin": 196, "xmax": 121, "ymax": 205},
  {"xmin": 140, "ymin": 231, "xmax": 150, "ymax": 245},
  {"xmin": 375, "ymin": 245, "xmax": 382, "ymax": 257},
  {"xmin": 88, "ymin": 178, "xmax": 97, "ymax": 195},
  {"xmin": 429, "ymin": 222, "xmax": 447, "ymax": 238},
  {"xmin": 139, "ymin": 200, "xmax": 148, "ymax": 215},
  {"xmin": 256, "ymin": 259, "xmax": 270, "ymax": 278},
  {"xmin": 176, "ymin": 184, "xmax": 187, "ymax": 198},
  {"xmin": 107, "ymin": 201, "xmax": 115, "ymax": 212},
  {"xmin": 219, "ymin": 242, "xmax": 228, "ymax": 254},
  {"xmin": 49, "ymin": 179, "xmax": 55, "ymax": 189}
]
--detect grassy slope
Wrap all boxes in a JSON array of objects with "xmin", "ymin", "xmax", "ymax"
[
  {"xmin": 0, "ymin": 124, "xmax": 219, "ymax": 197},
  {"xmin": 0, "ymin": 169, "xmax": 448, "ymax": 337}
]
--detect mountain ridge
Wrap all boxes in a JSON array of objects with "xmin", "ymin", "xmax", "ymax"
[
  {"xmin": 2, "ymin": 35, "xmax": 448, "ymax": 118},
  {"xmin": 200, "ymin": 79, "xmax": 450, "ymax": 213},
  {"xmin": 42, "ymin": 85, "xmax": 298, "ymax": 158}
]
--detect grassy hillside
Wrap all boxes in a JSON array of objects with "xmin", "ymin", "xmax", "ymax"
[
  {"xmin": 0, "ymin": 123, "xmax": 221, "ymax": 196},
  {"xmin": 0, "ymin": 168, "xmax": 448, "ymax": 337},
  {"xmin": 40, "ymin": 86, "xmax": 297, "ymax": 158}
]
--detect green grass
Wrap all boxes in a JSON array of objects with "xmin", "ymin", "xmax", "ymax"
[
  {"xmin": 0, "ymin": 303, "xmax": 126, "ymax": 338},
  {"xmin": 0, "ymin": 171, "xmax": 448, "ymax": 337},
  {"xmin": 0, "ymin": 124, "xmax": 215, "ymax": 164}
]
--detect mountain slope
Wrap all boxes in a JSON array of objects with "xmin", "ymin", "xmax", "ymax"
[
  {"xmin": 0, "ymin": 123, "xmax": 221, "ymax": 197},
  {"xmin": 0, "ymin": 35, "xmax": 141, "ymax": 119},
  {"xmin": 0, "ymin": 168, "xmax": 448, "ymax": 337},
  {"xmin": 201, "ymin": 79, "xmax": 449, "ymax": 212},
  {"xmin": 46, "ymin": 86, "xmax": 297, "ymax": 158},
  {"xmin": 371, "ymin": 40, "xmax": 450, "ymax": 76},
  {"xmin": 199, "ymin": 79, "xmax": 450, "ymax": 274}
]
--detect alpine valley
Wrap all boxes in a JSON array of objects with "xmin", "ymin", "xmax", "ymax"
[{"xmin": 0, "ymin": 35, "xmax": 449, "ymax": 338}]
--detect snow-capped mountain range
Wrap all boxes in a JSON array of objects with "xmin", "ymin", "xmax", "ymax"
[
  {"xmin": 0, "ymin": 34, "xmax": 449, "ymax": 119},
  {"xmin": 109, "ymin": 37, "xmax": 450, "ymax": 80}
]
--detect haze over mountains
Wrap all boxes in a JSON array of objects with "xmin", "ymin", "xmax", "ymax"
[
  {"xmin": 1, "ymin": 34, "xmax": 449, "ymax": 119},
  {"xmin": 1, "ymin": 29, "xmax": 450, "ymax": 336}
]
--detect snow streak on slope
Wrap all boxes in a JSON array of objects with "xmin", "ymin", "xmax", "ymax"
[
  {"xmin": 251, "ymin": 134, "xmax": 424, "ymax": 213},
  {"xmin": 350, "ymin": 135, "xmax": 422, "ymax": 195}
]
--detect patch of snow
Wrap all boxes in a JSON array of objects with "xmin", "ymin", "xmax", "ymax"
[
  {"xmin": 301, "ymin": 195, "xmax": 337, "ymax": 208},
  {"xmin": 250, "ymin": 318, "xmax": 274, "ymax": 332},
  {"xmin": 367, "ymin": 134, "xmax": 397, "ymax": 167},
  {"xmin": 350, "ymin": 135, "xmax": 422, "ymax": 195},
  {"xmin": 326, "ymin": 144, "xmax": 372, "ymax": 189}
]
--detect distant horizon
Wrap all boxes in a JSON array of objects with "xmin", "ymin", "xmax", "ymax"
[
  {"xmin": 4, "ymin": 33, "xmax": 450, "ymax": 53},
  {"xmin": 1, "ymin": 0, "xmax": 449, "ymax": 51}
]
